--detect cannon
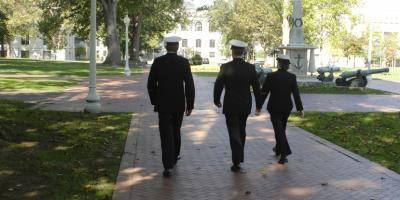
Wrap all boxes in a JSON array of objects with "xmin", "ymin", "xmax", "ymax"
[
  {"xmin": 317, "ymin": 66, "xmax": 341, "ymax": 82},
  {"xmin": 255, "ymin": 64, "xmax": 272, "ymax": 86},
  {"xmin": 335, "ymin": 68, "xmax": 389, "ymax": 87}
]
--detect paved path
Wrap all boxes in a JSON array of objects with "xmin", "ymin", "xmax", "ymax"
[
  {"xmin": 112, "ymin": 74, "xmax": 400, "ymax": 200},
  {"xmin": 1, "ymin": 73, "xmax": 399, "ymax": 199},
  {"xmin": 368, "ymin": 79, "xmax": 400, "ymax": 94}
]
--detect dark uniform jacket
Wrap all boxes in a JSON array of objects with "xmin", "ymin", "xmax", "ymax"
[
  {"xmin": 147, "ymin": 53, "xmax": 195, "ymax": 113},
  {"xmin": 214, "ymin": 58, "xmax": 261, "ymax": 115},
  {"xmin": 261, "ymin": 69, "xmax": 303, "ymax": 113}
]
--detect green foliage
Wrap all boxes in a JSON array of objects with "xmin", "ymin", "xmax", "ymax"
[
  {"xmin": 75, "ymin": 47, "xmax": 87, "ymax": 60},
  {"xmin": 289, "ymin": 112, "xmax": 400, "ymax": 174},
  {"xmin": 0, "ymin": 99, "xmax": 132, "ymax": 200},
  {"xmin": 191, "ymin": 54, "xmax": 203, "ymax": 65},
  {"xmin": 382, "ymin": 33, "xmax": 399, "ymax": 67},
  {"xmin": 0, "ymin": 0, "xmax": 42, "ymax": 38},
  {"xmin": 302, "ymin": 0, "xmax": 360, "ymax": 48},
  {"xmin": 121, "ymin": 0, "xmax": 186, "ymax": 50},
  {"xmin": 209, "ymin": 0, "xmax": 283, "ymax": 58}
]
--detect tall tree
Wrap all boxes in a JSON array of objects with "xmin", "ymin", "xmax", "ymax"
[
  {"xmin": 0, "ymin": 0, "xmax": 42, "ymax": 56},
  {"xmin": 0, "ymin": 10, "xmax": 10, "ymax": 57},
  {"xmin": 121, "ymin": 0, "xmax": 185, "ymax": 64},
  {"xmin": 39, "ymin": 0, "xmax": 122, "ymax": 65},
  {"xmin": 382, "ymin": 33, "xmax": 399, "ymax": 67},
  {"xmin": 209, "ymin": 0, "xmax": 283, "ymax": 59},
  {"xmin": 99, "ymin": 0, "xmax": 121, "ymax": 65}
]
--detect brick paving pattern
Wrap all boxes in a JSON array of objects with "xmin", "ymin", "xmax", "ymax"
[{"xmin": 113, "ymin": 74, "xmax": 400, "ymax": 200}]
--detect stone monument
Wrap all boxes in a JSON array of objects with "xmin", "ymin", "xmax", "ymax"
[{"xmin": 279, "ymin": 0, "xmax": 316, "ymax": 77}]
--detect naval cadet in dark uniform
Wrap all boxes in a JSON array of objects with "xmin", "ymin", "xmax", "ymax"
[
  {"xmin": 260, "ymin": 54, "xmax": 304, "ymax": 164},
  {"xmin": 147, "ymin": 36, "xmax": 195, "ymax": 177},
  {"xmin": 214, "ymin": 39, "xmax": 262, "ymax": 172}
]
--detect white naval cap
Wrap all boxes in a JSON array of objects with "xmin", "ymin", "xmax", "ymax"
[
  {"xmin": 277, "ymin": 54, "xmax": 290, "ymax": 61},
  {"xmin": 229, "ymin": 39, "xmax": 248, "ymax": 49},
  {"xmin": 164, "ymin": 36, "xmax": 181, "ymax": 44}
]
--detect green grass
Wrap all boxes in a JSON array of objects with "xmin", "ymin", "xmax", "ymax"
[
  {"xmin": 299, "ymin": 84, "xmax": 392, "ymax": 95},
  {"xmin": 289, "ymin": 112, "xmax": 400, "ymax": 174},
  {"xmin": 371, "ymin": 67, "xmax": 400, "ymax": 81},
  {"xmin": 0, "ymin": 99, "xmax": 132, "ymax": 200},
  {"xmin": 0, "ymin": 58, "xmax": 143, "ymax": 77},
  {"xmin": 0, "ymin": 78, "xmax": 78, "ymax": 92},
  {"xmin": 193, "ymin": 72, "xmax": 219, "ymax": 77}
]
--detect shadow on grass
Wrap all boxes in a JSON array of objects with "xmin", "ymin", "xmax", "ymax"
[
  {"xmin": 288, "ymin": 112, "xmax": 400, "ymax": 174},
  {"xmin": 0, "ymin": 99, "xmax": 132, "ymax": 200}
]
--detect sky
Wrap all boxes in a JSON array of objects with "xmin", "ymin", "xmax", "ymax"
[{"xmin": 185, "ymin": 0, "xmax": 400, "ymax": 18}]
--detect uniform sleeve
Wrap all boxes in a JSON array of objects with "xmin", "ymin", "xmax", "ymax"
[
  {"xmin": 213, "ymin": 64, "xmax": 225, "ymax": 105},
  {"xmin": 184, "ymin": 60, "xmax": 195, "ymax": 110},
  {"xmin": 260, "ymin": 74, "xmax": 271, "ymax": 108},
  {"xmin": 250, "ymin": 65, "xmax": 262, "ymax": 110},
  {"xmin": 147, "ymin": 59, "xmax": 158, "ymax": 106},
  {"xmin": 292, "ymin": 75, "xmax": 303, "ymax": 111}
]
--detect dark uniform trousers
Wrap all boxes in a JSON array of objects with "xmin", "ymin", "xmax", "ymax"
[
  {"xmin": 225, "ymin": 114, "xmax": 248, "ymax": 165},
  {"xmin": 158, "ymin": 112, "xmax": 184, "ymax": 169},
  {"xmin": 270, "ymin": 112, "xmax": 292, "ymax": 156}
]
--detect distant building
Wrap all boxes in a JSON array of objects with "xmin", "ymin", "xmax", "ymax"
[
  {"xmin": 164, "ymin": 7, "xmax": 224, "ymax": 63},
  {"xmin": 3, "ymin": 34, "xmax": 108, "ymax": 61}
]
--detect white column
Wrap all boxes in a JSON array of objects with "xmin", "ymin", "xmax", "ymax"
[
  {"xmin": 124, "ymin": 15, "xmax": 131, "ymax": 76},
  {"xmin": 84, "ymin": 0, "xmax": 101, "ymax": 113},
  {"xmin": 308, "ymin": 49, "xmax": 316, "ymax": 75}
]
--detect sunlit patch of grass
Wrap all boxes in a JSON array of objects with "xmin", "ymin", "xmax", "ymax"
[
  {"xmin": 0, "ymin": 99, "xmax": 132, "ymax": 200},
  {"xmin": 289, "ymin": 112, "xmax": 400, "ymax": 173},
  {"xmin": 0, "ymin": 78, "xmax": 77, "ymax": 92}
]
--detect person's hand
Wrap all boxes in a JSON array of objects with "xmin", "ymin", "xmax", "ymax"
[
  {"xmin": 215, "ymin": 102, "xmax": 222, "ymax": 108},
  {"xmin": 299, "ymin": 111, "xmax": 304, "ymax": 118},
  {"xmin": 185, "ymin": 109, "xmax": 192, "ymax": 116},
  {"xmin": 255, "ymin": 108, "xmax": 261, "ymax": 116}
]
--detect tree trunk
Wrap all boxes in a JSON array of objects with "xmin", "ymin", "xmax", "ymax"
[
  {"xmin": 100, "ymin": 0, "xmax": 121, "ymax": 65},
  {"xmin": 131, "ymin": 13, "xmax": 143, "ymax": 66},
  {"xmin": 0, "ymin": 36, "xmax": 4, "ymax": 57},
  {"xmin": 353, "ymin": 55, "xmax": 356, "ymax": 68}
]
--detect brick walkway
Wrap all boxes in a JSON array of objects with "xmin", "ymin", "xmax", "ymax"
[{"xmin": 112, "ymin": 74, "xmax": 400, "ymax": 200}]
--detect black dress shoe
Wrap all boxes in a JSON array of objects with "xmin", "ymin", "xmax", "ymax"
[
  {"xmin": 230, "ymin": 164, "xmax": 246, "ymax": 173},
  {"xmin": 278, "ymin": 156, "xmax": 288, "ymax": 164},
  {"xmin": 272, "ymin": 147, "xmax": 279, "ymax": 157},
  {"xmin": 163, "ymin": 168, "xmax": 172, "ymax": 177}
]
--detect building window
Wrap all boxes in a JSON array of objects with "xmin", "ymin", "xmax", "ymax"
[
  {"xmin": 209, "ymin": 52, "xmax": 215, "ymax": 58},
  {"xmin": 210, "ymin": 39, "xmax": 215, "ymax": 48},
  {"xmin": 182, "ymin": 39, "xmax": 188, "ymax": 47},
  {"xmin": 181, "ymin": 25, "xmax": 188, "ymax": 31},
  {"xmin": 196, "ymin": 39, "xmax": 201, "ymax": 48},
  {"xmin": 21, "ymin": 36, "xmax": 29, "ymax": 45},
  {"xmin": 195, "ymin": 21, "xmax": 202, "ymax": 31}
]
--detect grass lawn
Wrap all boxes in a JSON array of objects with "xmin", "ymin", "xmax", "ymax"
[
  {"xmin": 0, "ymin": 78, "xmax": 78, "ymax": 92},
  {"xmin": 371, "ymin": 67, "xmax": 400, "ymax": 81},
  {"xmin": 289, "ymin": 112, "xmax": 400, "ymax": 174},
  {"xmin": 299, "ymin": 84, "xmax": 392, "ymax": 95},
  {"xmin": 0, "ymin": 99, "xmax": 132, "ymax": 200},
  {"xmin": 191, "ymin": 65, "xmax": 219, "ymax": 77},
  {"xmin": 0, "ymin": 58, "xmax": 143, "ymax": 77}
]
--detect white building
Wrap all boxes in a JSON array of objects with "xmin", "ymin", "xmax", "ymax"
[
  {"xmin": 164, "ymin": 7, "xmax": 224, "ymax": 63},
  {"xmin": 3, "ymin": 34, "xmax": 108, "ymax": 62}
]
